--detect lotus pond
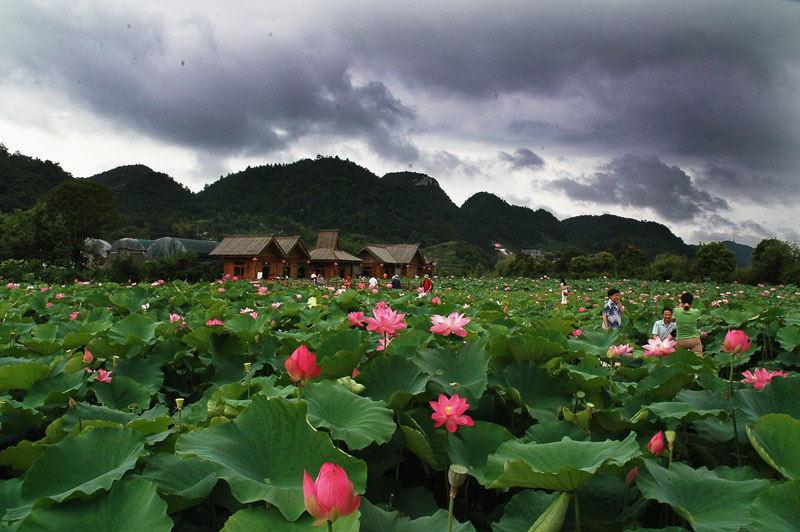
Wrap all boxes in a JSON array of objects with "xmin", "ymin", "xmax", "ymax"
[{"xmin": 0, "ymin": 276, "xmax": 799, "ymax": 531}]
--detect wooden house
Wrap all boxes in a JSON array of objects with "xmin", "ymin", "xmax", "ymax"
[
  {"xmin": 358, "ymin": 243, "xmax": 431, "ymax": 279},
  {"xmin": 308, "ymin": 230, "xmax": 361, "ymax": 279},
  {"xmin": 209, "ymin": 235, "xmax": 309, "ymax": 280}
]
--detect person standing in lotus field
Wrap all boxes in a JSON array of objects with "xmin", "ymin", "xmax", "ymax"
[
  {"xmin": 560, "ymin": 278, "xmax": 569, "ymax": 305},
  {"xmin": 602, "ymin": 288, "xmax": 625, "ymax": 330},
  {"xmin": 673, "ymin": 292, "xmax": 702, "ymax": 356}
]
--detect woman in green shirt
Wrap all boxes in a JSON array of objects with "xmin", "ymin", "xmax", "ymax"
[{"xmin": 673, "ymin": 292, "xmax": 702, "ymax": 356}]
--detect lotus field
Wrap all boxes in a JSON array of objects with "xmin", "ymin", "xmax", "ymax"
[{"xmin": 1, "ymin": 276, "xmax": 800, "ymax": 531}]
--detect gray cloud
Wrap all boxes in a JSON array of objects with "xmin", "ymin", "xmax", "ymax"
[
  {"xmin": 499, "ymin": 148, "xmax": 545, "ymax": 170},
  {"xmin": 553, "ymin": 154, "xmax": 729, "ymax": 222}
]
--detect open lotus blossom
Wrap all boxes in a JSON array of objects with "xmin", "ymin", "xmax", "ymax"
[
  {"xmin": 721, "ymin": 330, "xmax": 751, "ymax": 355},
  {"xmin": 347, "ymin": 311, "xmax": 366, "ymax": 327},
  {"xmin": 82, "ymin": 349, "xmax": 93, "ymax": 364},
  {"xmin": 647, "ymin": 431, "xmax": 665, "ymax": 455},
  {"xmin": 741, "ymin": 368, "xmax": 788, "ymax": 389},
  {"xmin": 608, "ymin": 344, "xmax": 634, "ymax": 357},
  {"xmin": 364, "ymin": 306, "xmax": 407, "ymax": 336},
  {"xmin": 429, "ymin": 312, "xmax": 471, "ymax": 337},
  {"xmin": 285, "ymin": 345, "xmax": 321, "ymax": 384},
  {"xmin": 570, "ymin": 329, "xmax": 582, "ymax": 337},
  {"xmin": 69, "ymin": 311, "xmax": 80, "ymax": 321},
  {"xmin": 303, "ymin": 463, "xmax": 361, "ymax": 526},
  {"xmin": 431, "ymin": 296, "xmax": 441, "ymax": 305},
  {"xmin": 430, "ymin": 393, "xmax": 475, "ymax": 433},
  {"xmin": 169, "ymin": 313, "xmax": 182, "ymax": 322},
  {"xmin": 94, "ymin": 369, "xmax": 113, "ymax": 383},
  {"xmin": 205, "ymin": 319, "xmax": 224, "ymax": 326},
  {"xmin": 642, "ymin": 337, "xmax": 676, "ymax": 357}
]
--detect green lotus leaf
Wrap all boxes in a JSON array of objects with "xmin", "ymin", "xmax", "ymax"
[
  {"xmin": 776, "ymin": 326, "xmax": 800, "ymax": 352},
  {"xmin": 637, "ymin": 460, "xmax": 770, "ymax": 532},
  {"xmin": 21, "ymin": 340, "xmax": 63, "ymax": 356},
  {"xmin": 114, "ymin": 357, "xmax": 165, "ymax": 394},
  {"xmin": 16, "ymin": 479, "xmax": 170, "ymax": 532},
  {"xmin": 210, "ymin": 347, "xmax": 249, "ymax": 386},
  {"xmin": 0, "ymin": 362, "xmax": 51, "ymax": 391},
  {"xmin": 734, "ymin": 376, "xmax": 800, "ymax": 426},
  {"xmin": 175, "ymin": 395, "xmax": 366, "ymax": 521},
  {"xmin": 0, "ymin": 477, "xmax": 23, "ymax": 523},
  {"xmin": 20, "ymin": 427, "xmax": 146, "ymax": 509},
  {"xmin": 565, "ymin": 362, "xmax": 612, "ymax": 392},
  {"xmin": 135, "ymin": 453, "xmax": 217, "ymax": 512},
  {"xmin": 566, "ymin": 329, "xmax": 620, "ymax": 357},
  {"xmin": 108, "ymin": 313, "xmax": 157, "ymax": 346},
  {"xmin": 646, "ymin": 401, "xmax": 727, "ymax": 426},
  {"xmin": 22, "ymin": 370, "xmax": 84, "ymax": 408},
  {"xmin": 317, "ymin": 329, "xmax": 369, "ymax": 358},
  {"xmin": 358, "ymin": 498, "xmax": 476, "ymax": 532},
  {"xmin": 304, "ymin": 380, "xmax": 396, "ymax": 450},
  {"xmin": 485, "ymin": 433, "xmax": 639, "ymax": 491},
  {"xmin": 0, "ymin": 440, "xmax": 46, "ymax": 472},
  {"xmin": 357, "ymin": 355, "xmax": 428, "ymax": 410},
  {"xmin": 506, "ymin": 334, "xmax": 567, "ymax": 364},
  {"xmin": 398, "ymin": 409, "xmax": 448, "ymax": 471},
  {"xmin": 746, "ymin": 413, "xmax": 800, "ymax": 479},
  {"xmin": 750, "ymin": 479, "xmax": 800, "ymax": 532},
  {"xmin": 84, "ymin": 336, "xmax": 132, "ymax": 358},
  {"xmin": 222, "ymin": 505, "xmax": 359, "ymax": 532},
  {"xmin": 63, "ymin": 402, "xmax": 137, "ymax": 431},
  {"xmin": 524, "ymin": 420, "xmax": 589, "ymax": 444},
  {"xmin": 490, "ymin": 361, "xmax": 571, "ymax": 422},
  {"xmin": 492, "ymin": 489, "xmax": 561, "ymax": 532},
  {"xmin": 414, "ymin": 340, "xmax": 489, "ymax": 403},
  {"xmin": 637, "ymin": 367, "xmax": 693, "ymax": 400},
  {"xmin": 445, "ymin": 421, "xmax": 514, "ymax": 485},
  {"xmin": 92, "ymin": 375, "xmax": 152, "ymax": 411}
]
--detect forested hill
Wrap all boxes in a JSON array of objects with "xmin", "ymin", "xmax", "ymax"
[
  {"xmin": 4, "ymin": 148, "xmax": 697, "ymax": 258},
  {"xmin": 0, "ymin": 144, "xmax": 72, "ymax": 213}
]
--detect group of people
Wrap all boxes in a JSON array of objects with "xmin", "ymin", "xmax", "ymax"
[
  {"xmin": 366, "ymin": 273, "xmax": 433, "ymax": 294},
  {"xmin": 561, "ymin": 279, "xmax": 703, "ymax": 356},
  {"xmin": 601, "ymin": 287, "xmax": 702, "ymax": 356}
]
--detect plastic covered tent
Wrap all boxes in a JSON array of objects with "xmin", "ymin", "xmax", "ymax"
[
  {"xmin": 145, "ymin": 237, "xmax": 187, "ymax": 261},
  {"xmin": 107, "ymin": 238, "xmax": 146, "ymax": 263},
  {"xmin": 83, "ymin": 238, "xmax": 112, "ymax": 265}
]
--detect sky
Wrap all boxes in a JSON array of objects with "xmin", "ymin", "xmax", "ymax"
[{"xmin": 2, "ymin": 1, "xmax": 799, "ymax": 247}]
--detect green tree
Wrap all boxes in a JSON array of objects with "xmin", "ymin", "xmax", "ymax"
[
  {"xmin": 693, "ymin": 242, "xmax": 737, "ymax": 282},
  {"xmin": 0, "ymin": 203, "xmax": 71, "ymax": 264},
  {"xmin": 590, "ymin": 251, "xmax": 617, "ymax": 277},
  {"xmin": 616, "ymin": 244, "xmax": 650, "ymax": 278},
  {"xmin": 749, "ymin": 238, "xmax": 797, "ymax": 285},
  {"xmin": 44, "ymin": 179, "xmax": 119, "ymax": 266},
  {"xmin": 569, "ymin": 255, "xmax": 592, "ymax": 278},
  {"xmin": 650, "ymin": 252, "xmax": 690, "ymax": 281}
]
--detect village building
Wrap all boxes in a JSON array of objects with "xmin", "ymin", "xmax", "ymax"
[
  {"xmin": 358, "ymin": 243, "xmax": 431, "ymax": 279},
  {"xmin": 308, "ymin": 230, "xmax": 361, "ymax": 279},
  {"xmin": 209, "ymin": 234, "xmax": 309, "ymax": 280}
]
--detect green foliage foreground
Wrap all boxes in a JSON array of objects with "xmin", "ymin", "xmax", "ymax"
[{"xmin": 0, "ymin": 276, "xmax": 798, "ymax": 531}]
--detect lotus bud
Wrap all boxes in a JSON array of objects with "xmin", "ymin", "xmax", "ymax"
[
  {"xmin": 68, "ymin": 397, "xmax": 77, "ymax": 409},
  {"xmin": 448, "ymin": 464, "xmax": 469, "ymax": 497},
  {"xmin": 625, "ymin": 466, "xmax": 639, "ymax": 486},
  {"xmin": 607, "ymin": 345, "xmax": 617, "ymax": 358},
  {"xmin": 175, "ymin": 398, "xmax": 184, "ymax": 411},
  {"xmin": 665, "ymin": 430, "xmax": 676, "ymax": 452}
]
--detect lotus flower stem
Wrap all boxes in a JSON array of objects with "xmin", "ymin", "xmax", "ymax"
[
  {"xmin": 727, "ymin": 355, "xmax": 742, "ymax": 467},
  {"xmin": 327, "ymin": 521, "xmax": 333, "ymax": 532},
  {"xmin": 573, "ymin": 492, "xmax": 582, "ymax": 532},
  {"xmin": 447, "ymin": 496, "xmax": 455, "ymax": 532}
]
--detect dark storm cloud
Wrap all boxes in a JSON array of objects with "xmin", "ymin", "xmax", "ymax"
[
  {"xmin": 499, "ymin": 148, "xmax": 545, "ymax": 170},
  {"xmin": 552, "ymin": 154, "xmax": 728, "ymax": 222}
]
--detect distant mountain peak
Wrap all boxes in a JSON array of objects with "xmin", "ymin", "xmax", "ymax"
[{"xmin": 383, "ymin": 171, "xmax": 441, "ymax": 188}]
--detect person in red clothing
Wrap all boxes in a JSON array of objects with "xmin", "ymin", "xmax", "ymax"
[{"xmin": 422, "ymin": 274, "xmax": 433, "ymax": 294}]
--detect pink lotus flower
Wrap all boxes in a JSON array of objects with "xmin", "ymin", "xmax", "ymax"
[
  {"xmin": 376, "ymin": 337, "xmax": 392, "ymax": 351},
  {"xmin": 303, "ymin": 463, "xmax": 361, "ymax": 526},
  {"xmin": 357, "ymin": 283, "xmax": 366, "ymax": 290},
  {"xmin": 95, "ymin": 369, "xmax": 112, "ymax": 383},
  {"xmin": 347, "ymin": 311, "xmax": 366, "ymax": 327},
  {"xmin": 69, "ymin": 311, "xmax": 80, "ymax": 321},
  {"xmin": 364, "ymin": 306, "xmax": 407, "ymax": 336},
  {"xmin": 642, "ymin": 337, "xmax": 676, "ymax": 357},
  {"xmin": 285, "ymin": 345, "xmax": 321, "ymax": 384},
  {"xmin": 429, "ymin": 312, "xmax": 471, "ymax": 337},
  {"xmin": 741, "ymin": 368, "xmax": 788, "ymax": 389},
  {"xmin": 170, "ymin": 313, "xmax": 182, "ymax": 322},
  {"xmin": 431, "ymin": 296, "xmax": 441, "ymax": 305},
  {"xmin": 578, "ymin": 307, "xmax": 586, "ymax": 313},
  {"xmin": 55, "ymin": 293, "xmax": 65, "ymax": 299},
  {"xmin": 625, "ymin": 466, "xmax": 639, "ymax": 486},
  {"xmin": 608, "ymin": 344, "xmax": 634, "ymax": 357},
  {"xmin": 271, "ymin": 302, "xmax": 282, "ymax": 308},
  {"xmin": 205, "ymin": 319, "xmax": 224, "ymax": 326},
  {"xmin": 647, "ymin": 431, "xmax": 664, "ymax": 455},
  {"xmin": 46, "ymin": 302, "xmax": 53, "ymax": 307},
  {"xmin": 570, "ymin": 329, "xmax": 582, "ymax": 337},
  {"xmin": 82, "ymin": 350, "xmax": 93, "ymax": 364},
  {"xmin": 429, "ymin": 393, "xmax": 475, "ymax": 433},
  {"xmin": 721, "ymin": 330, "xmax": 751, "ymax": 355}
]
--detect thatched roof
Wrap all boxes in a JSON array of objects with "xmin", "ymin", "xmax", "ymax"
[
  {"xmin": 315, "ymin": 230, "xmax": 343, "ymax": 250},
  {"xmin": 309, "ymin": 248, "xmax": 361, "ymax": 262},
  {"xmin": 275, "ymin": 236, "xmax": 310, "ymax": 259},
  {"xmin": 209, "ymin": 235, "xmax": 277, "ymax": 257},
  {"xmin": 359, "ymin": 243, "xmax": 428, "ymax": 265}
]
